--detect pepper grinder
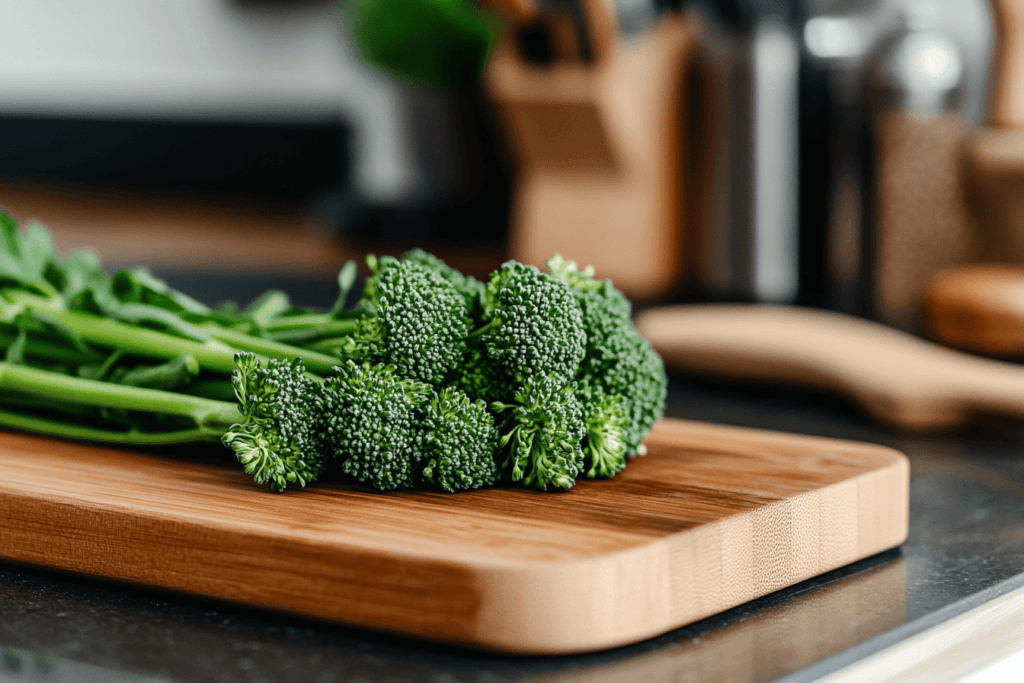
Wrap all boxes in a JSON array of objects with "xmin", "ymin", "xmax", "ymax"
[{"xmin": 865, "ymin": 1, "xmax": 973, "ymax": 333}]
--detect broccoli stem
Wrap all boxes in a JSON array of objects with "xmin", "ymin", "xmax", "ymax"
[
  {"xmin": 182, "ymin": 378, "xmax": 238, "ymax": 402},
  {"xmin": 0, "ymin": 362, "xmax": 242, "ymax": 431},
  {"xmin": 0, "ymin": 328, "xmax": 103, "ymax": 365},
  {"xmin": 466, "ymin": 317, "xmax": 499, "ymax": 339},
  {"xmin": 0, "ymin": 390, "xmax": 107, "ymax": 420},
  {"xmin": 118, "ymin": 353, "xmax": 198, "ymax": 389},
  {"xmin": 0, "ymin": 407, "xmax": 223, "ymax": 444},
  {"xmin": 3, "ymin": 292, "xmax": 333, "ymax": 376},
  {"xmin": 201, "ymin": 325, "xmax": 339, "ymax": 375},
  {"xmin": 263, "ymin": 313, "xmax": 356, "ymax": 332},
  {"xmin": 265, "ymin": 318, "xmax": 360, "ymax": 341},
  {"xmin": 305, "ymin": 336, "xmax": 358, "ymax": 353},
  {"xmin": 27, "ymin": 307, "xmax": 242, "ymax": 373}
]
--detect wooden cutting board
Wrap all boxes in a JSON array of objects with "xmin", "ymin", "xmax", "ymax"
[{"xmin": 0, "ymin": 418, "xmax": 908, "ymax": 655}]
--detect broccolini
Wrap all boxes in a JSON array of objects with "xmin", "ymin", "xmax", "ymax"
[
  {"xmin": 448, "ymin": 340, "xmax": 510, "ymax": 405},
  {"xmin": 361, "ymin": 256, "xmax": 471, "ymax": 386},
  {"xmin": 222, "ymin": 353, "xmax": 330, "ymax": 492},
  {"xmin": 578, "ymin": 383, "xmax": 629, "ymax": 478},
  {"xmin": 548, "ymin": 255, "xmax": 668, "ymax": 456},
  {"xmin": 590, "ymin": 330, "xmax": 668, "ymax": 455},
  {"xmin": 478, "ymin": 261, "xmax": 585, "ymax": 385},
  {"xmin": 420, "ymin": 386, "xmax": 500, "ymax": 492},
  {"xmin": 492, "ymin": 374, "xmax": 586, "ymax": 491},
  {"xmin": 0, "ymin": 210, "xmax": 669, "ymax": 495},
  {"xmin": 400, "ymin": 248, "xmax": 487, "ymax": 322},
  {"xmin": 321, "ymin": 360, "xmax": 431, "ymax": 490}
]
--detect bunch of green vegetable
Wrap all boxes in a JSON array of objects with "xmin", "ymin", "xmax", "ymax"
[{"xmin": 0, "ymin": 210, "xmax": 666, "ymax": 493}]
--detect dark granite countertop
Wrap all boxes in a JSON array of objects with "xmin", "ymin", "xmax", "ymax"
[{"xmin": 3, "ymin": 275, "xmax": 1024, "ymax": 683}]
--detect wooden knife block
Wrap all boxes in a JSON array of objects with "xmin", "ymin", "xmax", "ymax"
[{"xmin": 485, "ymin": 14, "xmax": 694, "ymax": 300}]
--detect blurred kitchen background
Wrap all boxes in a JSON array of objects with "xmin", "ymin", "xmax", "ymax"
[{"xmin": 0, "ymin": 0, "xmax": 1013, "ymax": 328}]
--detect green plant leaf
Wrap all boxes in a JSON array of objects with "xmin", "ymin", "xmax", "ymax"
[{"xmin": 21, "ymin": 223, "xmax": 55, "ymax": 280}]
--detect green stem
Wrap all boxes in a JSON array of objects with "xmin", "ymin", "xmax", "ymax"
[
  {"xmin": 0, "ymin": 362, "xmax": 243, "ymax": 430},
  {"xmin": 0, "ymin": 390, "xmax": 104, "ymax": 420},
  {"xmin": 0, "ymin": 289, "xmax": 243, "ymax": 373},
  {"xmin": 266, "ymin": 319, "xmax": 360, "ymax": 342},
  {"xmin": 202, "ymin": 325, "xmax": 339, "ymax": 376},
  {"xmin": 263, "ymin": 313, "xmax": 332, "ymax": 332},
  {"xmin": 37, "ymin": 308, "xmax": 242, "ymax": 374},
  {"xmin": 0, "ymin": 407, "xmax": 223, "ymax": 444},
  {"xmin": 467, "ymin": 317, "xmax": 499, "ymax": 340},
  {"xmin": 305, "ymin": 336, "xmax": 358, "ymax": 353},
  {"xmin": 118, "ymin": 353, "xmax": 198, "ymax": 389},
  {"xmin": 0, "ymin": 328, "xmax": 103, "ymax": 365},
  {"xmin": 183, "ymin": 378, "xmax": 238, "ymax": 403}
]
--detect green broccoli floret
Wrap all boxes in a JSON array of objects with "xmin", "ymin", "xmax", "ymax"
[
  {"xmin": 578, "ymin": 383, "xmax": 628, "ymax": 478},
  {"xmin": 222, "ymin": 353, "xmax": 329, "ymax": 492},
  {"xmin": 547, "ymin": 254, "xmax": 632, "ymax": 377},
  {"xmin": 448, "ymin": 339, "xmax": 510, "ymax": 404},
  {"xmin": 420, "ymin": 386, "xmax": 500, "ymax": 492},
  {"xmin": 352, "ymin": 256, "xmax": 471, "ymax": 386},
  {"xmin": 587, "ymin": 330, "xmax": 667, "ymax": 455},
  {"xmin": 322, "ymin": 360, "xmax": 431, "ymax": 490},
  {"xmin": 478, "ymin": 261, "xmax": 585, "ymax": 385},
  {"xmin": 492, "ymin": 374, "xmax": 585, "ymax": 491},
  {"xmin": 547, "ymin": 255, "xmax": 666, "ymax": 456},
  {"xmin": 574, "ymin": 283, "xmax": 635, "ymax": 379},
  {"xmin": 546, "ymin": 254, "xmax": 600, "ymax": 293},
  {"xmin": 401, "ymin": 248, "xmax": 486, "ymax": 322}
]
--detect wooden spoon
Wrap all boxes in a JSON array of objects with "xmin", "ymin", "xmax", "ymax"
[
  {"xmin": 635, "ymin": 303, "xmax": 1024, "ymax": 432},
  {"xmin": 924, "ymin": 263, "xmax": 1024, "ymax": 356}
]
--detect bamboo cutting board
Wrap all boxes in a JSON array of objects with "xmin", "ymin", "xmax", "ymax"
[{"xmin": 0, "ymin": 418, "xmax": 908, "ymax": 654}]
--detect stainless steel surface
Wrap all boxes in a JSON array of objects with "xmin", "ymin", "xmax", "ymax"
[
  {"xmin": 3, "ymin": 275, "xmax": 1024, "ymax": 681},
  {"xmin": 804, "ymin": 0, "xmax": 991, "ymax": 124},
  {"xmin": 694, "ymin": 0, "xmax": 991, "ymax": 312},
  {"xmin": 867, "ymin": 4, "xmax": 964, "ymax": 119},
  {"xmin": 802, "ymin": 1, "xmax": 887, "ymax": 314},
  {"xmin": 799, "ymin": 0, "xmax": 984, "ymax": 319},
  {"xmin": 691, "ymin": 3, "xmax": 802, "ymax": 304},
  {"xmin": 753, "ymin": 19, "xmax": 801, "ymax": 303}
]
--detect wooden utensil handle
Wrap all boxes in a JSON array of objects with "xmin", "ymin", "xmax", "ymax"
[
  {"xmin": 990, "ymin": 0, "xmax": 1024, "ymax": 127},
  {"xmin": 635, "ymin": 304, "xmax": 1024, "ymax": 431}
]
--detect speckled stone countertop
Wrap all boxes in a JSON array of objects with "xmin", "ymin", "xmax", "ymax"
[{"xmin": 2, "ymin": 276, "xmax": 1024, "ymax": 683}]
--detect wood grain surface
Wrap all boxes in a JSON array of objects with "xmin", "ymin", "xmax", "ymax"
[
  {"xmin": 636, "ymin": 304, "xmax": 1024, "ymax": 432},
  {"xmin": 0, "ymin": 418, "xmax": 907, "ymax": 654}
]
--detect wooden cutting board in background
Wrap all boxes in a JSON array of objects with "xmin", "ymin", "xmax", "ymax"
[{"xmin": 0, "ymin": 418, "xmax": 908, "ymax": 655}]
